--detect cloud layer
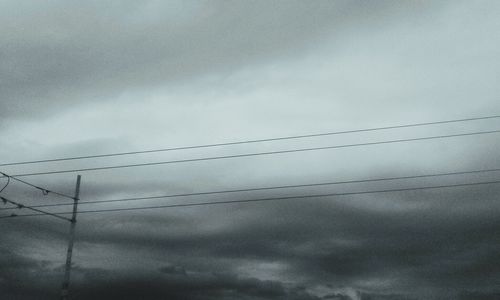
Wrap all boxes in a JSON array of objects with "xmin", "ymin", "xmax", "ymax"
[{"xmin": 1, "ymin": 1, "xmax": 500, "ymax": 299}]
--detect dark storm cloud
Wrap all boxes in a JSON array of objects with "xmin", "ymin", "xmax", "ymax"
[
  {"xmin": 0, "ymin": 249, "xmax": 59, "ymax": 299},
  {"xmin": 0, "ymin": 249, "xmax": 320, "ymax": 300},
  {"xmin": 357, "ymin": 294, "xmax": 417, "ymax": 300},
  {"xmin": 1, "ymin": 167, "xmax": 500, "ymax": 299},
  {"xmin": 2, "ymin": 175, "xmax": 492, "ymax": 299},
  {"xmin": 323, "ymin": 294, "xmax": 353, "ymax": 300},
  {"xmin": 0, "ymin": 0, "xmax": 435, "ymax": 120},
  {"xmin": 456, "ymin": 292, "xmax": 500, "ymax": 300},
  {"xmin": 71, "ymin": 270, "xmax": 322, "ymax": 300}
]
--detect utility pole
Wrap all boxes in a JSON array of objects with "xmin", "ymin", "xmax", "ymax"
[{"xmin": 60, "ymin": 175, "xmax": 81, "ymax": 300}]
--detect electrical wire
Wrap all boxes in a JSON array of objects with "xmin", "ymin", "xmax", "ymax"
[
  {"xmin": 0, "ymin": 172, "xmax": 74, "ymax": 200},
  {"xmin": 1, "ymin": 114, "xmax": 499, "ymax": 168},
  {"xmin": 6, "ymin": 129, "xmax": 500, "ymax": 178},
  {"xmin": 0, "ymin": 196, "xmax": 72, "ymax": 222},
  {"xmin": 1, "ymin": 166, "xmax": 499, "ymax": 211},
  {"xmin": 2, "ymin": 179, "xmax": 499, "ymax": 219},
  {"xmin": 0, "ymin": 176, "xmax": 10, "ymax": 194}
]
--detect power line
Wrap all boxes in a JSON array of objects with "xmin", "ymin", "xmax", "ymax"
[
  {"xmin": 2, "ymin": 179, "xmax": 499, "ymax": 219},
  {"xmin": 0, "ymin": 171, "xmax": 74, "ymax": 200},
  {"xmin": 2, "ymin": 166, "xmax": 499, "ymax": 211},
  {"xmin": 0, "ymin": 196, "xmax": 71, "ymax": 222},
  {"xmin": 0, "ymin": 176, "xmax": 10, "ymax": 193},
  {"xmin": 1, "ymin": 114, "xmax": 499, "ymax": 168},
  {"xmin": 7, "ymin": 129, "xmax": 500, "ymax": 178}
]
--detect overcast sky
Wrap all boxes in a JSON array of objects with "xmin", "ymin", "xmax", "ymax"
[{"xmin": 1, "ymin": 1, "xmax": 500, "ymax": 299}]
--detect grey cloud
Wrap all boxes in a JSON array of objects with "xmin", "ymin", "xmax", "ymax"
[
  {"xmin": 10, "ymin": 177, "xmax": 491, "ymax": 298},
  {"xmin": 0, "ymin": 0, "xmax": 439, "ymax": 120},
  {"xmin": 69, "ymin": 272, "xmax": 321, "ymax": 300},
  {"xmin": 159, "ymin": 265, "xmax": 187, "ymax": 276},
  {"xmin": 0, "ymin": 253, "xmax": 320, "ymax": 300},
  {"xmin": 457, "ymin": 291, "xmax": 500, "ymax": 300},
  {"xmin": 323, "ymin": 293, "xmax": 353, "ymax": 300},
  {"xmin": 1, "ymin": 172, "xmax": 500, "ymax": 299},
  {"xmin": 358, "ymin": 293, "xmax": 417, "ymax": 300}
]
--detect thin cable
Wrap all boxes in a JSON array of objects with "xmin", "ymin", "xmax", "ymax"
[
  {"xmin": 7, "ymin": 129, "xmax": 500, "ymax": 178},
  {"xmin": 2, "ymin": 167, "xmax": 500, "ymax": 211},
  {"xmin": 0, "ymin": 176, "xmax": 10, "ymax": 194},
  {"xmin": 2, "ymin": 179, "xmax": 499, "ymax": 219},
  {"xmin": 1, "ymin": 114, "xmax": 499, "ymax": 167},
  {"xmin": 0, "ymin": 172, "xmax": 74, "ymax": 200},
  {"xmin": 0, "ymin": 196, "xmax": 71, "ymax": 222}
]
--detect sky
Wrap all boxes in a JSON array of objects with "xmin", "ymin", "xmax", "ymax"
[{"xmin": 1, "ymin": 1, "xmax": 500, "ymax": 299}]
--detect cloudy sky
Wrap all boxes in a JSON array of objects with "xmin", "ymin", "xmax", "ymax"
[{"xmin": 1, "ymin": 1, "xmax": 500, "ymax": 299}]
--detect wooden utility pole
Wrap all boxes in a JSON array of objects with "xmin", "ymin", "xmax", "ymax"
[{"xmin": 60, "ymin": 175, "xmax": 81, "ymax": 300}]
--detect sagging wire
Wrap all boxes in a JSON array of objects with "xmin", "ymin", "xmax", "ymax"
[
  {"xmin": 0, "ymin": 176, "xmax": 10, "ymax": 194},
  {"xmin": 0, "ymin": 171, "xmax": 73, "ymax": 199}
]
